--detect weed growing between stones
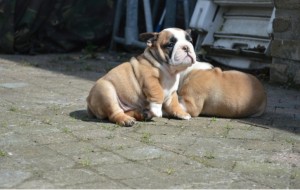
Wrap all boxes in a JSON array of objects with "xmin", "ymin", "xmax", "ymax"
[
  {"xmin": 140, "ymin": 132, "xmax": 151, "ymax": 144},
  {"xmin": 106, "ymin": 134, "xmax": 114, "ymax": 140},
  {"xmin": 117, "ymin": 146, "xmax": 124, "ymax": 150},
  {"xmin": 203, "ymin": 151, "xmax": 216, "ymax": 159},
  {"xmin": 164, "ymin": 168, "xmax": 176, "ymax": 175},
  {"xmin": 285, "ymin": 138, "xmax": 296, "ymax": 145},
  {"xmin": 191, "ymin": 151, "xmax": 217, "ymax": 168},
  {"xmin": 20, "ymin": 59, "xmax": 39, "ymax": 67},
  {"xmin": 0, "ymin": 150, "xmax": 7, "ymax": 157},
  {"xmin": 210, "ymin": 117, "xmax": 217, "ymax": 123},
  {"xmin": 80, "ymin": 159, "xmax": 91, "ymax": 167},
  {"xmin": 191, "ymin": 156, "xmax": 215, "ymax": 168},
  {"xmin": 62, "ymin": 127, "xmax": 72, "ymax": 133},
  {"xmin": 101, "ymin": 124, "xmax": 120, "ymax": 131},
  {"xmin": 224, "ymin": 124, "xmax": 233, "ymax": 138},
  {"xmin": 9, "ymin": 106, "xmax": 18, "ymax": 112},
  {"xmin": 47, "ymin": 105, "xmax": 61, "ymax": 114},
  {"xmin": 41, "ymin": 118, "xmax": 52, "ymax": 125},
  {"xmin": 0, "ymin": 121, "xmax": 8, "ymax": 128}
]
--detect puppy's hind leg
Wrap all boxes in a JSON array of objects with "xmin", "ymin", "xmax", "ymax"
[
  {"xmin": 89, "ymin": 81, "xmax": 136, "ymax": 127},
  {"xmin": 179, "ymin": 95, "xmax": 203, "ymax": 117},
  {"xmin": 105, "ymin": 95, "xmax": 136, "ymax": 127},
  {"xmin": 109, "ymin": 111, "xmax": 136, "ymax": 127},
  {"xmin": 163, "ymin": 92, "xmax": 191, "ymax": 120}
]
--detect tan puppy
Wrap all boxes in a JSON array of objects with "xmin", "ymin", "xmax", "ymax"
[
  {"xmin": 87, "ymin": 28, "xmax": 196, "ymax": 126},
  {"xmin": 178, "ymin": 62, "xmax": 267, "ymax": 118}
]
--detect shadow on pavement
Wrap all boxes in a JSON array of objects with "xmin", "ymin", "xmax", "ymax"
[
  {"xmin": 0, "ymin": 52, "xmax": 136, "ymax": 82},
  {"xmin": 69, "ymin": 109, "xmax": 102, "ymax": 123},
  {"xmin": 237, "ymin": 111, "xmax": 300, "ymax": 135}
]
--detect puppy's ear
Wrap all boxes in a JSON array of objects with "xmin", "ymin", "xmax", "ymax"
[
  {"xmin": 139, "ymin": 32, "xmax": 158, "ymax": 47},
  {"xmin": 139, "ymin": 32, "xmax": 158, "ymax": 42},
  {"xmin": 185, "ymin": 29, "xmax": 192, "ymax": 35}
]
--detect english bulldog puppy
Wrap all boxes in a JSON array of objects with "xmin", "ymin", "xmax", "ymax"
[
  {"xmin": 178, "ymin": 62, "xmax": 267, "ymax": 118},
  {"xmin": 87, "ymin": 28, "xmax": 196, "ymax": 126}
]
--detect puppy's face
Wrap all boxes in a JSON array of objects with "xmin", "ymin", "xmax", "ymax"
[{"xmin": 140, "ymin": 28, "xmax": 196, "ymax": 73}]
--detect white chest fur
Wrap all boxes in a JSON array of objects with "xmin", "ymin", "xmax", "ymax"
[
  {"xmin": 149, "ymin": 66, "xmax": 180, "ymax": 117},
  {"xmin": 163, "ymin": 73, "xmax": 180, "ymax": 100},
  {"xmin": 161, "ymin": 65, "xmax": 180, "ymax": 104}
]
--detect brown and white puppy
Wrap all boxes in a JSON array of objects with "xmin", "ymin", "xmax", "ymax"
[
  {"xmin": 87, "ymin": 28, "xmax": 196, "ymax": 126},
  {"xmin": 178, "ymin": 62, "xmax": 267, "ymax": 118}
]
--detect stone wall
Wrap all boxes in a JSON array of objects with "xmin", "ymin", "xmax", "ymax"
[{"xmin": 270, "ymin": 0, "xmax": 300, "ymax": 86}]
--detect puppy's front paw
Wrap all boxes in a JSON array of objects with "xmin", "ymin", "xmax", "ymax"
[
  {"xmin": 178, "ymin": 113, "xmax": 191, "ymax": 120},
  {"xmin": 149, "ymin": 103, "xmax": 163, "ymax": 117},
  {"xmin": 118, "ymin": 117, "xmax": 136, "ymax": 127},
  {"xmin": 174, "ymin": 112, "xmax": 191, "ymax": 120},
  {"xmin": 113, "ymin": 113, "xmax": 136, "ymax": 127}
]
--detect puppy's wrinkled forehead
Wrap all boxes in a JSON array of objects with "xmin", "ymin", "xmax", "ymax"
[{"xmin": 161, "ymin": 28, "xmax": 192, "ymax": 43}]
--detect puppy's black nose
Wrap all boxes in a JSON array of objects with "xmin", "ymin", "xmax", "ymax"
[{"xmin": 182, "ymin": 45, "xmax": 189, "ymax": 52}]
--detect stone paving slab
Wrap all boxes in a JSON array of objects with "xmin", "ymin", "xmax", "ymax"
[{"xmin": 0, "ymin": 53, "xmax": 300, "ymax": 188}]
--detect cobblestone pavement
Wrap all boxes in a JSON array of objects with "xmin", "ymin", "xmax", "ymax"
[{"xmin": 0, "ymin": 53, "xmax": 299, "ymax": 189}]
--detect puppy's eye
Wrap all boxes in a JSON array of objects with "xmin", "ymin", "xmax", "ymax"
[{"xmin": 167, "ymin": 42, "xmax": 175, "ymax": 48}]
